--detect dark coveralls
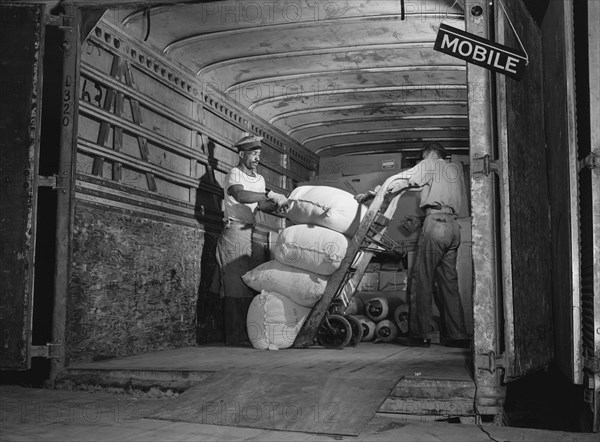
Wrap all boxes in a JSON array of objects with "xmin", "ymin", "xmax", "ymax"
[
  {"xmin": 215, "ymin": 166, "xmax": 265, "ymax": 345},
  {"xmin": 404, "ymin": 158, "xmax": 469, "ymax": 342},
  {"xmin": 215, "ymin": 220, "xmax": 261, "ymax": 345}
]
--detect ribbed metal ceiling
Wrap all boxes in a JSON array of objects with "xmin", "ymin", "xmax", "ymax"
[{"xmin": 107, "ymin": 0, "xmax": 468, "ymax": 161}]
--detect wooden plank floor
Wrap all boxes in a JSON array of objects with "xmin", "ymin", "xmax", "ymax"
[
  {"xmin": 70, "ymin": 342, "xmax": 472, "ymax": 380},
  {"xmin": 65, "ymin": 343, "xmax": 472, "ymax": 436},
  {"xmin": 3, "ymin": 384, "xmax": 599, "ymax": 442}
]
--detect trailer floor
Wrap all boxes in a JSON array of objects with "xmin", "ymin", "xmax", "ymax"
[
  {"xmin": 59, "ymin": 343, "xmax": 473, "ymax": 436},
  {"xmin": 4, "ymin": 383, "xmax": 599, "ymax": 442}
]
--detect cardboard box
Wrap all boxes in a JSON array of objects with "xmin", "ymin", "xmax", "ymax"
[
  {"xmin": 336, "ymin": 170, "xmax": 400, "ymax": 195},
  {"xmin": 306, "ymin": 169, "xmax": 396, "ymax": 195},
  {"xmin": 380, "ymin": 260, "xmax": 403, "ymax": 271},
  {"xmin": 378, "ymin": 270, "xmax": 408, "ymax": 292},
  {"xmin": 319, "ymin": 153, "xmax": 403, "ymax": 177},
  {"xmin": 365, "ymin": 262, "xmax": 381, "ymax": 273},
  {"xmin": 357, "ymin": 272, "xmax": 379, "ymax": 292}
]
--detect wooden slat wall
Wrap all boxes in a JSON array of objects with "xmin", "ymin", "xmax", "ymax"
[
  {"xmin": 541, "ymin": 0, "xmax": 580, "ymax": 384},
  {"xmin": 67, "ymin": 19, "xmax": 317, "ymax": 361},
  {"xmin": 497, "ymin": 0, "xmax": 553, "ymax": 377}
]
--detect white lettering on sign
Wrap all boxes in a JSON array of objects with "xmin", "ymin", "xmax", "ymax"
[
  {"xmin": 435, "ymin": 24, "xmax": 526, "ymax": 80},
  {"xmin": 441, "ymin": 33, "xmax": 459, "ymax": 52},
  {"xmin": 505, "ymin": 56, "xmax": 519, "ymax": 74},
  {"xmin": 439, "ymin": 30, "xmax": 524, "ymax": 75},
  {"xmin": 473, "ymin": 45, "xmax": 487, "ymax": 62},
  {"xmin": 458, "ymin": 40, "xmax": 472, "ymax": 56}
]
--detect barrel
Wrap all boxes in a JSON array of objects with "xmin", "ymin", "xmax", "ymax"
[
  {"xmin": 365, "ymin": 297, "xmax": 389, "ymax": 322},
  {"xmin": 374, "ymin": 319, "xmax": 399, "ymax": 343},
  {"xmin": 354, "ymin": 315, "xmax": 376, "ymax": 342},
  {"xmin": 393, "ymin": 305, "xmax": 410, "ymax": 336}
]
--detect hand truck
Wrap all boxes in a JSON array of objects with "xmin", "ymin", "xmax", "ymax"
[{"xmin": 292, "ymin": 177, "xmax": 411, "ymax": 349}]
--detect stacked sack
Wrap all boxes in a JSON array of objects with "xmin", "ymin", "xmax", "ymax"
[
  {"xmin": 243, "ymin": 185, "xmax": 365, "ymax": 350},
  {"xmin": 245, "ymin": 290, "xmax": 311, "ymax": 351}
]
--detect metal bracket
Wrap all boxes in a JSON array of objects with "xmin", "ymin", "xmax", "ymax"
[
  {"xmin": 584, "ymin": 356, "xmax": 600, "ymax": 374},
  {"xmin": 579, "ymin": 151, "xmax": 600, "ymax": 172},
  {"xmin": 472, "ymin": 153, "xmax": 500, "ymax": 179},
  {"xmin": 476, "ymin": 350, "xmax": 507, "ymax": 374},
  {"xmin": 30, "ymin": 342, "xmax": 62, "ymax": 360},
  {"xmin": 45, "ymin": 13, "xmax": 74, "ymax": 30},
  {"xmin": 38, "ymin": 174, "xmax": 66, "ymax": 192},
  {"xmin": 583, "ymin": 371, "xmax": 597, "ymax": 407}
]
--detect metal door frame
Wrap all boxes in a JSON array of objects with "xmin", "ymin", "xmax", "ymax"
[
  {"xmin": 0, "ymin": 2, "xmax": 45, "ymax": 370},
  {"xmin": 465, "ymin": 0, "xmax": 506, "ymax": 416},
  {"xmin": 555, "ymin": 0, "xmax": 582, "ymax": 386},
  {"xmin": 581, "ymin": 0, "xmax": 600, "ymax": 431},
  {"xmin": 48, "ymin": 3, "xmax": 82, "ymax": 382}
]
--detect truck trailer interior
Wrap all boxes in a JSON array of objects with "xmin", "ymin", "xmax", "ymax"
[{"xmin": 1, "ymin": 0, "xmax": 599, "ymax": 435}]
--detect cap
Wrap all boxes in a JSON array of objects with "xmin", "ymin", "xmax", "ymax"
[
  {"xmin": 234, "ymin": 135, "xmax": 263, "ymax": 152},
  {"xmin": 421, "ymin": 141, "xmax": 448, "ymax": 158}
]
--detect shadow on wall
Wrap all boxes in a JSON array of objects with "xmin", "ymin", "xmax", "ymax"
[{"xmin": 195, "ymin": 139, "xmax": 225, "ymax": 344}]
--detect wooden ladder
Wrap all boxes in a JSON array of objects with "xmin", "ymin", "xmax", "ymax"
[
  {"xmin": 292, "ymin": 177, "xmax": 409, "ymax": 348},
  {"xmin": 92, "ymin": 55, "xmax": 157, "ymax": 191}
]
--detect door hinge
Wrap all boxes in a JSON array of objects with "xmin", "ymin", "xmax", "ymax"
[
  {"xmin": 30, "ymin": 342, "xmax": 62, "ymax": 360},
  {"xmin": 579, "ymin": 152, "xmax": 600, "ymax": 172},
  {"xmin": 38, "ymin": 174, "xmax": 66, "ymax": 192},
  {"xmin": 583, "ymin": 371, "xmax": 598, "ymax": 407},
  {"xmin": 472, "ymin": 153, "xmax": 501, "ymax": 179},
  {"xmin": 584, "ymin": 356, "xmax": 600, "ymax": 374},
  {"xmin": 476, "ymin": 350, "xmax": 507, "ymax": 374},
  {"xmin": 45, "ymin": 13, "xmax": 74, "ymax": 30}
]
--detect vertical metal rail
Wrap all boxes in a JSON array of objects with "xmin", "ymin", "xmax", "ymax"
[
  {"xmin": 50, "ymin": 3, "xmax": 81, "ymax": 382},
  {"xmin": 563, "ymin": 0, "xmax": 583, "ymax": 386},
  {"xmin": 583, "ymin": 0, "xmax": 600, "ymax": 431},
  {"xmin": 465, "ymin": 1, "xmax": 506, "ymax": 416}
]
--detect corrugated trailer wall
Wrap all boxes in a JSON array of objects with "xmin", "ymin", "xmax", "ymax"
[{"xmin": 67, "ymin": 18, "xmax": 317, "ymax": 363}]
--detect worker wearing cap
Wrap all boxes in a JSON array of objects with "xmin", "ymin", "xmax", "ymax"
[
  {"xmin": 216, "ymin": 134, "xmax": 288, "ymax": 345},
  {"xmin": 356, "ymin": 142, "xmax": 468, "ymax": 348}
]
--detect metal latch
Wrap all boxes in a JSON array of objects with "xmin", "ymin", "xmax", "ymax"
[
  {"xmin": 476, "ymin": 350, "xmax": 507, "ymax": 374},
  {"xmin": 30, "ymin": 342, "xmax": 62, "ymax": 360},
  {"xmin": 38, "ymin": 174, "xmax": 66, "ymax": 192},
  {"xmin": 579, "ymin": 152, "xmax": 599, "ymax": 172},
  {"xmin": 583, "ymin": 372, "xmax": 597, "ymax": 406},
  {"xmin": 583, "ymin": 356, "xmax": 600, "ymax": 373},
  {"xmin": 45, "ymin": 13, "xmax": 73, "ymax": 30},
  {"xmin": 472, "ymin": 153, "xmax": 500, "ymax": 179}
]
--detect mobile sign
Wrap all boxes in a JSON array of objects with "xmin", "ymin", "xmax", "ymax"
[{"xmin": 434, "ymin": 24, "xmax": 527, "ymax": 80}]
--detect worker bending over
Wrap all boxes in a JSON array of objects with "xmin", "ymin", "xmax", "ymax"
[{"xmin": 357, "ymin": 142, "xmax": 469, "ymax": 348}]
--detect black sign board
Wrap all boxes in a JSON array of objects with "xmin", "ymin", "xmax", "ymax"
[{"xmin": 434, "ymin": 24, "xmax": 527, "ymax": 80}]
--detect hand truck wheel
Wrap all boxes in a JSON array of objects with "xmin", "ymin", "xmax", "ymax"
[
  {"xmin": 345, "ymin": 315, "xmax": 364, "ymax": 346},
  {"xmin": 316, "ymin": 314, "xmax": 352, "ymax": 349}
]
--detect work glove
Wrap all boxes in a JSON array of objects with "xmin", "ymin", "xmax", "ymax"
[
  {"xmin": 267, "ymin": 190, "xmax": 288, "ymax": 207},
  {"xmin": 400, "ymin": 215, "xmax": 424, "ymax": 234},
  {"xmin": 355, "ymin": 185, "xmax": 381, "ymax": 204}
]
